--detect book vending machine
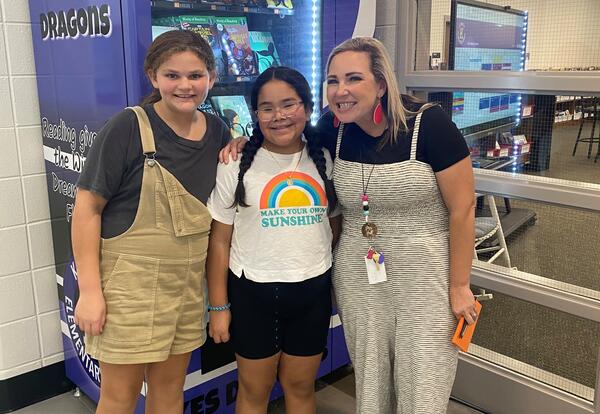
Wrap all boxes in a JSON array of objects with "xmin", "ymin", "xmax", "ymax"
[{"xmin": 28, "ymin": 0, "xmax": 375, "ymax": 412}]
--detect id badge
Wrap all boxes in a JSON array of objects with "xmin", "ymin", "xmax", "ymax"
[{"xmin": 364, "ymin": 256, "xmax": 387, "ymax": 284}]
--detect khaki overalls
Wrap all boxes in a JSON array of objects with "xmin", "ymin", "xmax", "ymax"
[{"xmin": 85, "ymin": 106, "xmax": 212, "ymax": 364}]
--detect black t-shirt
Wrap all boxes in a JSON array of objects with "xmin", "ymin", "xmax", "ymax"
[
  {"xmin": 77, "ymin": 104, "xmax": 230, "ymax": 238},
  {"xmin": 316, "ymin": 103, "xmax": 469, "ymax": 172}
]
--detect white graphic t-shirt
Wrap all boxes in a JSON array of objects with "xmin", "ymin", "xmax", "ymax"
[{"xmin": 207, "ymin": 146, "xmax": 334, "ymax": 283}]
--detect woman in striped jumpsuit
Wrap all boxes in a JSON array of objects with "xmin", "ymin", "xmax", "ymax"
[{"xmin": 320, "ymin": 37, "xmax": 477, "ymax": 413}]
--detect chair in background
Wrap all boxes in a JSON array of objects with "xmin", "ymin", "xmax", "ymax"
[
  {"xmin": 572, "ymin": 97, "xmax": 600, "ymax": 160},
  {"xmin": 474, "ymin": 194, "xmax": 512, "ymax": 268}
]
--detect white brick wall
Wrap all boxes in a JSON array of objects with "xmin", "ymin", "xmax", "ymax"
[{"xmin": 0, "ymin": 0, "xmax": 60, "ymax": 381}]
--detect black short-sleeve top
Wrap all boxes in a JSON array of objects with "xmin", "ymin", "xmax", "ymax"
[
  {"xmin": 316, "ymin": 102, "xmax": 469, "ymax": 171},
  {"xmin": 77, "ymin": 104, "xmax": 231, "ymax": 238}
]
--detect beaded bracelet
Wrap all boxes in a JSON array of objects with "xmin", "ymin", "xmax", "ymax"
[{"xmin": 208, "ymin": 302, "xmax": 231, "ymax": 311}]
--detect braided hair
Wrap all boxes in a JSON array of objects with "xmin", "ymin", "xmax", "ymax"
[
  {"xmin": 303, "ymin": 124, "xmax": 337, "ymax": 214},
  {"xmin": 232, "ymin": 127, "xmax": 264, "ymax": 208},
  {"xmin": 231, "ymin": 66, "xmax": 336, "ymax": 212}
]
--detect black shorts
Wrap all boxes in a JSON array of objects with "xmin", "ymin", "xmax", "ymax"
[{"xmin": 227, "ymin": 269, "xmax": 332, "ymax": 360}]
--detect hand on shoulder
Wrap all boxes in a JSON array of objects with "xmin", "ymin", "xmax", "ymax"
[{"xmin": 219, "ymin": 136, "xmax": 249, "ymax": 164}]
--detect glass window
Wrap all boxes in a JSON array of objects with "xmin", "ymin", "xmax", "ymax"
[
  {"xmin": 473, "ymin": 197, "xmax": 600, "ymax": 294},
  {"xmin": 407, "ymin": 1, "xmax": 600, "ymax": 410},
  {"xmin": 151, "ymin": 0, "xmax": 323, "ymax": 124},
  {"xmin": 420, "ymin": 91, "xmax": 600, "ymax": 186},
  {"xmin": 416, "ymin": 0, "xmax": 600, "ymax": 73},
  {"xmin": 470, "ymin": 288, "xmax": 599, "ymax": 402}
]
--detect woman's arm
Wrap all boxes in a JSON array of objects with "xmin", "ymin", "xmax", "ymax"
[
  {"xmin": 218, "ymin": 137, "xmax": 248, "ymax": 164},
  {"xmin": 72, "ymin": 189, "xmax": 108, "ymax": 335},
  {"xmin": 435, "ymin": 156, "xmax": 477, "ymax": 324},
  {"xmin": 206, "ymin": 220, "xmax": 234, "ymax": 343}
]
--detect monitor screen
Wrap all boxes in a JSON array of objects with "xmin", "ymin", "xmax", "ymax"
[{"xmin": 450, "ymin": 0, "xmax": 527, "ymax": 135}]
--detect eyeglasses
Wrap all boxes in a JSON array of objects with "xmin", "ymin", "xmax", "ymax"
[{"xmin": 255, "ymin": 101, "xmax": 303, "ymax": 122}]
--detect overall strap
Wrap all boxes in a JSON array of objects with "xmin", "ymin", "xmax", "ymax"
[
  {"xmin": 128, "ymin": 106, "xmax": 156, "ymax": 156},
  {"xmin": 335, "ymin": 123, "xmax": 345, "ymax": 159},
  {"xmin": 410, "ymin": 112, "xmax": 423, "ymax": 160}
]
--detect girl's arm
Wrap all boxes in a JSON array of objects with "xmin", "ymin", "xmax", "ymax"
[
  {"xmin": 72, "ymin": 189, "xmax": 108, "ymax": 335},
  {"xmin": 435, "ymin": 156, "xmax": 477, "ymax": 324},
  {"xmin": 329, "ymin": 214, "xmax": 342, "ymax": 248},
  {"xmin": 206, "ymin": 220, "xmax": 234, "ymax": 343}
]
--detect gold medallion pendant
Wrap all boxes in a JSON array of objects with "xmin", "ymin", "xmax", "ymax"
[{"xmin": 361, "ymin": 222, "xmax": 378, "ymax": 238}]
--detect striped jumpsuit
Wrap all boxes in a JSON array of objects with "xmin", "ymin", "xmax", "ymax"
[{"xmin": 332, "ymin": 112, "xmax": 458, "ymax": 413}]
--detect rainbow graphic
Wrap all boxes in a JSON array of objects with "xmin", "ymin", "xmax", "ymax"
[{"xmin": 259, "ymin": 172, "xmax": 327, "ymax": 209}]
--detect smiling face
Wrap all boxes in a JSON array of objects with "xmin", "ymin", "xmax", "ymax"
[
  {"xmin": 256, "ymin": 79, "xmax": 310, "ymax": 154},
  {"xmin": 326, "ymin": 51, "xmax": 386, "ymax": 127},
  {"xmin": 149, "ymin": 50, "xmax": 216, "ymax": 116}
]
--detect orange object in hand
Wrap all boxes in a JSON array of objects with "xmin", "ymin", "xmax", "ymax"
[{"xmin": 451, "ymin": 300, "xmax": 482, "ymax": 352}]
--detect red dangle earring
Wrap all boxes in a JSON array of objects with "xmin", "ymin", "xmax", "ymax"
[
  {"xmin": 333, "ymin": 115, "xmax": 340, "ymax": 128},
  {"xmin": 373, "ymin": 99, "xmax": 384, "ymax": 125}
]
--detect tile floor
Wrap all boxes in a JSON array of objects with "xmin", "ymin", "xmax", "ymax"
[{"xmin": 12, "ymin": 368, "xmax": 482, "ymax": 414}]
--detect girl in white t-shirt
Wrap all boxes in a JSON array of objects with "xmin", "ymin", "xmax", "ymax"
[{"xmin": 206, "ymin": 66, "xmax": 339, "ymax": 413}]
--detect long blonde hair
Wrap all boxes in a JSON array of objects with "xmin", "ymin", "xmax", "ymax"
[{"xmin": 326, "ymin": 37, "xmax": 435, "ymax": 145}]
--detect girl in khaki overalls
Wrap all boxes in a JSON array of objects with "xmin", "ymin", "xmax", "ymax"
[{"xmin": 72, "ymin": 31, "xmax": 230, "ymax": 414}]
